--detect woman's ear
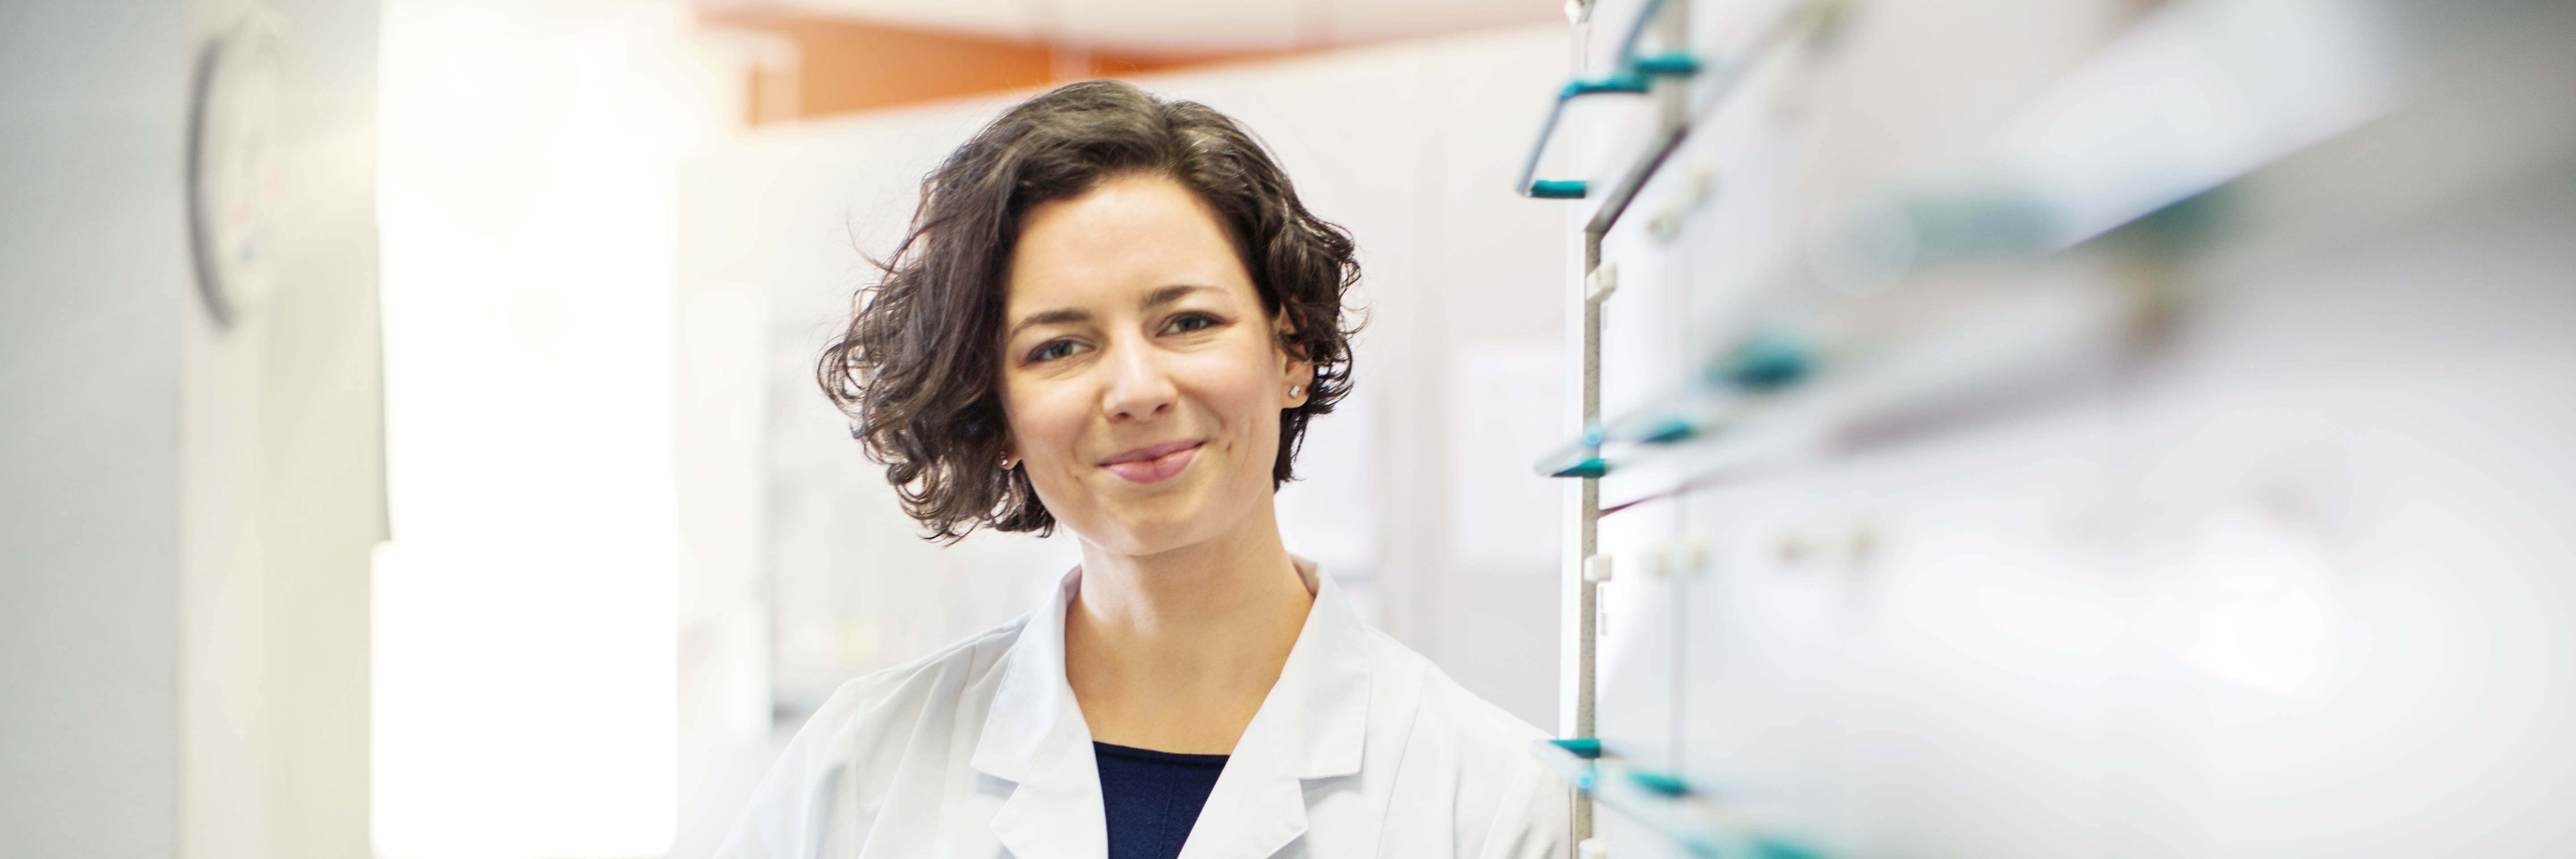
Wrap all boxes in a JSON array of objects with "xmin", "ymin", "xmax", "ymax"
[
  {"xmin": 1286, "ymin": 361, "xmax": 1314, "ymax": 407},
  {"xmin": 1275, "ymin": 319, "xmax": 1313, "ymax": 407}
]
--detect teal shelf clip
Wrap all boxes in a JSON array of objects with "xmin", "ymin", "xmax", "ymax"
[
  {"xmin": 1633, "ymin": 52, "xmax": 1704, "ymax": 76},
  {"xmin": 1532, "ymin": 331, "xmax": 1818, "ymax": 479},
  {"xmin": 1563, "ymin": 72, "xmax": 1652, "ymax": 98},
  {"xmin": 1530, "ymin": 739, "xmax": 1831, "ymax": 859},
  {"xmin": 1552, "ymin": 457, "xmax": 1612, "ymax": 479},
  {"xmin": 1516, "ymin": 0, "xmax": 1703, "ymax": 199},
  {"xmin": 1536, "ymin": 425, "xmax": 1609, "ymax": 478},
  {"xmin": 1638, "ymin": 52, "xmax": 1700, "ymax": 75},
  {"xmin": 1530, "ymin": 179, "xmax": 1591, "ymax": 199},
  {"xmin": 1709, "ymin": 333, "xmax": 1813, "ymax": 392},
  {"xmin": 1629, "ymin": 769, "xmax": 1694, "ymax": 797},
  {"xmin": 1640, "ymin": 416, "xmax": 1699, "ymax": 444},
  {"xmin": 1551, "ymin": 737, "xmax": 1606, "ymax": 759}
]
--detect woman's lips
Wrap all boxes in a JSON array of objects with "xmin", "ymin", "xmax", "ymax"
[{"xmin": 1099, "ymin": 439, "xmax": 1203, "ymax": 484}]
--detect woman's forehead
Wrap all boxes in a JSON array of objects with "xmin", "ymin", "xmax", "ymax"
[{"xmin": 1006, "ymin": 174, "xmax": 1256, "ymax": 313}]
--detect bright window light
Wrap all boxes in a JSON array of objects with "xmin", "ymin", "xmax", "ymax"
[{"xmin": 373, "ymin": 1, "xmax": 724, "ymax": 855}]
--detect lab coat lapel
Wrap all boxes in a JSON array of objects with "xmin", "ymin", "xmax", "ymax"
[
  {"xmin": 1178, "ymin": 564, "xmax": 1373, "ymax": 859},
  {"xmin": 973, "ymin": 570, "xmax": 1107, "ymax": 859}
]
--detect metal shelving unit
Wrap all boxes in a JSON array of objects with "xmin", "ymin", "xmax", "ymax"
[{"xmin": 1515, "ymin": 0, "xmax": 2510, "ymax": 856}]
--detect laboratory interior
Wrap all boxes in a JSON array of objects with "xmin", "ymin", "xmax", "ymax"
[{"xmin": 6, "ymin": 0, "xmax": 2576, "ymax": 856}]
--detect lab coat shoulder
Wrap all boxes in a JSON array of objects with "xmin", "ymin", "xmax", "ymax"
[
  {"xmin": 1359, "ymin": 628, "xmax": 1571, "ymax": 859},
  {"xmin": 715, "ymin": 615, "xmax": 1031, "ymax": 859}
]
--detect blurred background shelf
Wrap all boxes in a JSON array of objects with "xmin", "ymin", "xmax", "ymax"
[{"xmin": 1540, "ymin": 0, "xmax": 2576, "ymax": 858}]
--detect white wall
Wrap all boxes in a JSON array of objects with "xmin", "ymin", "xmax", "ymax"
[
  {"xmin": 178, "ymin": 0, "xmax": 384, "ymax": 856},
  {"xmin": 0, "ymin": 2, "xmax": 381, "ymax": 858},
  {"xmin": 0, "ymin": 4, "xmax": 193, "ymax": 856}
]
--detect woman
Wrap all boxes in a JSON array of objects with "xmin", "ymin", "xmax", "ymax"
[{"xmin": 717, "ymin": 81, "xmax": 1568, "ymax": 859}]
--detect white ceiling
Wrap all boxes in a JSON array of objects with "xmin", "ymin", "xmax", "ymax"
[{"xmin": 724, "ymin": 0, "xmax": 1564, "ymax": 54}]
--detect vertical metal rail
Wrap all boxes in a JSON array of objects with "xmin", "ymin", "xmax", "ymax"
[
  {"xmin": 1565, "ymin": 263, "xmax": 1612, "ymax": 850},
  {"xmin": 1564, "ymin": 1, "xmax": 1692, "ymax": 853},
  {"xmin": 1558, "ymin": 10, "xmax": 1602, "ymax": 855}
]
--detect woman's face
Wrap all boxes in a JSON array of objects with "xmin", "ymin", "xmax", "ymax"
[{"xmin": 999, "ymin": 172, "xmax": 1311, "ymax": 557}]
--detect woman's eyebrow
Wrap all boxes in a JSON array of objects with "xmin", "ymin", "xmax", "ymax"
[
  {"xmin": 1008, "ymin": 308, "xmax": 1089, "ymax": 338},
  {"xmin": 1140, "ymin": 284, "xmax": 1211, "ymax": 310},
  {"xmin": 1009, "ymin": 285, "xmax": 1209, "ymax": 337}
]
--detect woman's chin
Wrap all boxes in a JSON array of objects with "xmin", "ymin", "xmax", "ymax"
[
  {"xmin": 1081, "ymin": 509, "xmax": 1221, "ymax": 558},
  {"xmin": 1070, "ymin": 485, "xmax": 1258, "ymax": 558}
]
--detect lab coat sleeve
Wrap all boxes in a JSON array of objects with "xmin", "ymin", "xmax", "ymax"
[
  {"xmin": 1415, "ymin": 663, "xmax": 1571, "ymax": 859},
  {"xmin": 712, "ymin": 675, "xmax": 902, "ymax": 859},
  {"xmin": 1473, "ymin": 741, "xmax": 1576, "ymax": 859}
]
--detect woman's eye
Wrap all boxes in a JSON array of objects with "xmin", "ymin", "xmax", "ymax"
[
  {"xmin": 1163, "ymin": 313, "xmax": 1218, "ymax": 334},
  {"xmin": 1029, "ymin": 339, "xmax": 1085, "ymax": 362}
]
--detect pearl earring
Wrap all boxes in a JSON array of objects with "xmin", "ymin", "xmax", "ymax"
[{"xmin": 1289, "ymin": 384, "xmax": 1303, "ymax": 398}]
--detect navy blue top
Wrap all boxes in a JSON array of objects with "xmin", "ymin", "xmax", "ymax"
[{"xmin": 1094, "ymin": 741, "xmax": 1229, "ymax": 859}]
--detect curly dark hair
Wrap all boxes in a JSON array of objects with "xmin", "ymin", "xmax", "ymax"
[{"xmin": 818, "ymin": 80, "xmax": 1362, "ymax": 542}]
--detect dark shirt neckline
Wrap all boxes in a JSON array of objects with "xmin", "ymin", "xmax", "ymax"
[
  {"xmin": 1093, "ymin": 741, "xmax": 1229, "ymax": 766},
  {"xmin": 1094, "ymin": 741, "xmax": 1229, "ymax": 859}
]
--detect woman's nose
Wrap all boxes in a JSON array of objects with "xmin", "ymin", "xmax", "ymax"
[{"xmin": 1100, "ymin": 338, "xmax": 1178, "ymax": 422}]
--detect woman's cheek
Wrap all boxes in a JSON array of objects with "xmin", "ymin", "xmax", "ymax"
[
  {"xmin": 1199, "ymin": 346, "xmax": 1275, "ymax": 411},
  {"xmin": 1007, "ymin": 377, "xmax": 1077, "ymax": 467}
]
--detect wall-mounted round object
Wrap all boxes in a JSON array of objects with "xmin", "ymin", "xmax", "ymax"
[{"xmin": 188, "ymin": 9, "xmax": 291, "ymax": 327}]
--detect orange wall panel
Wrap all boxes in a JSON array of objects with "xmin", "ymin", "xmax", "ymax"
[{"xmin": 707, "ymin": 10, "xmax": 1227, "ymax": 122}]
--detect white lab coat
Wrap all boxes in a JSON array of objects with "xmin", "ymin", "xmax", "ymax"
[{"xmin": 715, "ymin": 563, "xmax": 1570, "ymax": 859}]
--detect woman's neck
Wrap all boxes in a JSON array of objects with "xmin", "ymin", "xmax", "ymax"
[{"xmin": 1063, "ymin": 498, "xmax": 1314, "ymax": 754}]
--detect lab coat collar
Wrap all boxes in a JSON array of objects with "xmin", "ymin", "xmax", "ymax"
[
  {"xmin": 972, "ymin": 560, "xmax": 1374, "ymax": 859},
  {"xmin": 1240, "ymin": 558, "xmax": 1372, "ymax": 781},
  {"xmin": 1179, "ymin": 559, "xmax": 1372, "ymax": 859},
  {"xmin": 975, "ymin": 569, "xmax": 1105, "ymax": 859}
]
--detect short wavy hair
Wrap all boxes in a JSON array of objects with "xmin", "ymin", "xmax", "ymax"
[{"xmin": 818, "ymin": 80, "xmax": 1361, "ymax": 542}]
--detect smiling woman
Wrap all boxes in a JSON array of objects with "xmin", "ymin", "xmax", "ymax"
[
  {"xmin": 722, "ymin": 81, "xmax": 1568, "ymax": 859},
  {"xmin": 1000, "ymin": 176, "xmax": 1312, "ymax": 560},
  {"xmin": 818, "ymin": 80, "xmax": 1357, "ymax": 542}
]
